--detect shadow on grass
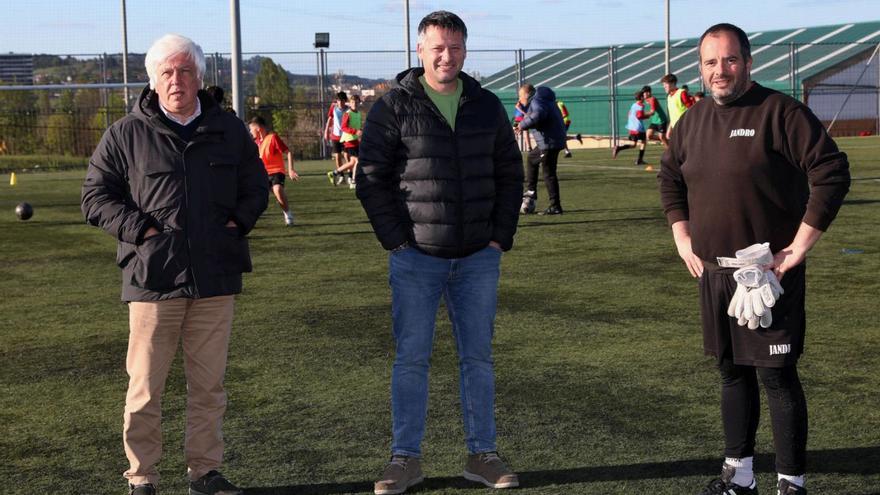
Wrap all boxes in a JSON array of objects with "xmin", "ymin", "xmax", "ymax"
[
  {"xmin": 244, "ymin": 446, "xmax": 880, "ymax": 494},
  {"xmin": 842, "ymin": 198, "xmax": 880, "ymax": 206},
  {"xmin": 518, "ymin": 216, "xmax": 659, "ymax": 228}
]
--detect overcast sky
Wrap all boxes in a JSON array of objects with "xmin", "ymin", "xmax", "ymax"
[{"xmin": 2, "ymin": 0, "xmax": 876, "ymax": 56}]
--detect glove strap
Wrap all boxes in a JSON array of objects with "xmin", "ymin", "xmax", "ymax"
[{"xmin": 717, "ymin": 256, "xmax": 762, "ymax": 268}]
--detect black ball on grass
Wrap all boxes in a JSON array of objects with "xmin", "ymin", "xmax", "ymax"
[{"xmin": 15, "ymin": 202, "xmax": 33, "ymax": 220}]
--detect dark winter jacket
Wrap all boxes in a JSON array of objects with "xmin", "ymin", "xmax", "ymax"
[
  {"xmin": 355, "ymin": 68, "xmax": 524, "ymax": 258},
  {"xmin": 82, "ymin": 85, "xmax": 269, "ymax": 301},
  {"xmin": 518, "ymin": 86, "xmax": 567, "ymax": 151}
]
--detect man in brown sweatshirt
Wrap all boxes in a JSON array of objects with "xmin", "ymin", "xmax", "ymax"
[{"xmin": 658, "ymin": 23, "xmax": 850, "ymax": 495}]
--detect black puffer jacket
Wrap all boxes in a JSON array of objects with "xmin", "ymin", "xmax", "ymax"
[
  {"xmin": 518, "ymin": 86, "xmax": 567, "ymax": 151},
  {"xmin": 356, "ymin": 68, "xmax": 523, "ymax": 258},
  {"xmin": 82, "ymin": 85, "xmax": 269, "ymax": 301}
]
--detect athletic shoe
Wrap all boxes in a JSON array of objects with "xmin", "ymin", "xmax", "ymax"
[
  {"xmin": 374, "ymin": 455, "xmax": 424, "ymax": 495},
  {"xmin": 284, "ymin": 211, "xmax": 294, "ymax": 226},
  {"xmin": 327, "ymin": 170, "xmax": 336, "ymax": 185},
  {"xmin": 612, "ymin": 146, "xmax": 620, "ymax": 159},
  {"xmin": 538, "ymin": 206, "xmax": 563, "ymax": 215},
  {"xmin": 335, "ymin": 174, "xmax": 346, "ymax": 186},
  {"xmin": 189, "ymin": 470, "xmax": 242, "ymax": 495},
  {"xmin": 349, "ymin": 181, "xmax": 356, "ymax": 190},
  {"xmin": 519, "ymin": 191, "xmax": 536, "ymax": 215},
  {"xmin": 699, "ymin": 464, "xmax": 757, "ymax": 495},
  {"xmin": 635, "ymin": 159, "xmax": 648, "ymax": 165},
  {"xmin": 576, "ymin": 133, "xmax": 583, "ymax": 144},
  {"xmin": 129, "ymin": 484, "xmax": 156, "ymax": 495},
  {"xmin": 346, "ymin": 175, "xmax": 354, "ymax": 186},
  {"xmin": 463, "ymin": 451, "xmax": 519, "ymax": 489},
  {"xmin": 564, "ymin": 150, "xmax": 572, "ymax": 158},
  {"xmin": 778, "ymin": 479, "xmax": 807, "ymax": 494}
]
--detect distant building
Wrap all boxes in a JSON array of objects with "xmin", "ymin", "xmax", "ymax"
[{"xmin": 0, "ymin": 54, "xmax": 34, "ymax": 84}]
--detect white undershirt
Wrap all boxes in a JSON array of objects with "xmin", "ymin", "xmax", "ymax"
[{"xmin": 159, "ymin": 97, "xmax": 202, "ymax": 126}]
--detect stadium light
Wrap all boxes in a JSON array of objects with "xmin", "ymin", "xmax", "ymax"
[{"xmin": 314, "ymin": 33, "xmax": 330, "ymax": 49}]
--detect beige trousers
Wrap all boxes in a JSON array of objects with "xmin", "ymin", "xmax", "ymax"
[{"xmin": 123, "ymin": 295, "xmax": 235, "ymax": 486}]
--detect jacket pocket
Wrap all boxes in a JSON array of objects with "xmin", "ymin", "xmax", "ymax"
[
  {"xmin": 129, "ymin": 229, "xmax": 190, "ymax": 291},
  {"xmin": 209, "ymin": 226, "xmax": 252, "ymax": 274},
  {"xmin": 209, "ymin": 162, "xmax": 238, "ymax": 209}
]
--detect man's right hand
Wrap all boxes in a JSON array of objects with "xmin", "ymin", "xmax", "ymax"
[{"xmin": 671, "ymin": 221, "xmax": 703, "ymax": 278}]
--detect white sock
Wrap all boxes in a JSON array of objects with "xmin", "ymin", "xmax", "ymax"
[
  {"xmin": 778, "ymin": 473, "xmax": 805, "ymax": 488},
  {"xmin": 725, "ymin": 457, "xmax": 755, "ymax": 487}
]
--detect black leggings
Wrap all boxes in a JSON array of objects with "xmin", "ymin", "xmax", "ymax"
[{"xmin": 719, "ymin": 359, "xmax": 808, "ymax": 475}]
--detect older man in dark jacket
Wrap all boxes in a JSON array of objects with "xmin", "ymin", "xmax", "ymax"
[
  {"xmin": 517, "ymin": 84, "xmax": 568, "ymax": 215},
  {"xmin": 81, "ymin": 34, "xmax": 267, "ymax": 495},
  {"xmin": 356, "ymin": 11, "xmax": 523, "ymax": 495}
]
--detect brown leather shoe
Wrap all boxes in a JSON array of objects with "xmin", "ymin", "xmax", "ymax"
[
  {"xmin": 463, "ymin": 451, "xmax": 519, "ymax": 489},
  {"xmin": 374, "ymin": 455, "xmax": 424, "ymax": 495}
]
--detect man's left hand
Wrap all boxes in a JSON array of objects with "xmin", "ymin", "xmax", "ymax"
[
  {"xmin": 772, "ymin": 244, "xmax": 807, "ymax": 280},
  {"xmin": 289, "ymin": 170, "xmax": 300, "ymax": 181}
]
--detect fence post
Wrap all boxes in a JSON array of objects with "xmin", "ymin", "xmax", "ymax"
[
  {"xmin": 607, "ymin": 46, "xmax": 618, "ymax": 148},
  {"xmin": 101, "ymin": 53, "xmax": 109, "ymax": 130}
]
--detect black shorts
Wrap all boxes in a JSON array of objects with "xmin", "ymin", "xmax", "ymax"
[
  {"xmin": 648, "ymin": 123, "xmax": 667, "ymax": 134},
  {"xmin": 699, "ymin": 262, "xmax": 806, "ymax": 367},
  {"xmin": 344, "ymin": 145, "xmax": 359, "ymax": 157},
  {"xmin": 628, "ymin": 131, "xmax": 646, "ymax": 142},
  {"xmin": 331, "ymin": 140, "xmax": 344, "ymax": 154},
  {"xmin": 268, "ymin": 173, "xmax": 285, "ymax": 187}
]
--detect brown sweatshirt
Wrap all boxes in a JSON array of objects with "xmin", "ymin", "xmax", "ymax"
[{"xmin": 658, "ymin": 83, "xmax": 851, "ymax": 260}]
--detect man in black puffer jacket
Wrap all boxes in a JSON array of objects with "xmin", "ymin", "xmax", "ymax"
[
  {"xmin": 356, "ymin": 11, "xmax": 523, "ymax": 495},
  {"xmin": 81, "ymin": 34, "xmax": 267, "ymax": 495}
]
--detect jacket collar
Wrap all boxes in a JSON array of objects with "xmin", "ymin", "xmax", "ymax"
[{"xmin": 133, "ymin": 84, "xmax": 224, "ymax": 137}]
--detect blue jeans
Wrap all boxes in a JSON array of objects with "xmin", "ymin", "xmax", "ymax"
[{"xmin": 388, "ymin": 245, "xmax": 502, "ymax": 457}]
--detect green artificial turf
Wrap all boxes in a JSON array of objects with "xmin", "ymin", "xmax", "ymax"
[{"xmin": 1, "ymin": 138, "xmax": 878, "ymax": 494}]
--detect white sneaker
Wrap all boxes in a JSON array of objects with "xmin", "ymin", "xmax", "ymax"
[
  {"xmin": 335, "ymin": 174, "xmax": 346, "ymax": 186},
  {"xmin": 284, "ymin": 211, "xmax": 294, "ymax": 226},
  {"xmin": 346, "ymin": 176, "xmax": 354, "ymax": 186},
  {"xmin": 349, "ymin": 181, "xmax": 356, "ymax": 190}
]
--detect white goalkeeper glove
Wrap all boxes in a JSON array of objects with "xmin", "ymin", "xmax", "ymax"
[{"xmin": 721, "ymin": 243, "xmax": 784, "ymax": 330}]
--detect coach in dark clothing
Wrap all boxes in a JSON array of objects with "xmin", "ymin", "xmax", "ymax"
[
  {"xmin": 516, "ymin": 83, "xmax": 567, "ymax": 215},
  {"xmin": 658, "ymin": 24, "xmax": 849, "ymax": 495},
  {"xmin": 81, "ymin": 34, "xmax": 267, "ymax": 495},
  {"xmin": 356, "ymin": 11, "xmax": 523, "ymax": 495}
]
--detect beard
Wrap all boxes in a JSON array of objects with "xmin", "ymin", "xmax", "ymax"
[{"xmin": 707, "ymin": 71, "xmax": 752, "ymax": 105}]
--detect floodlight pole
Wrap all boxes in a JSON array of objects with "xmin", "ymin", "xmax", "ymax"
[
  {"xmin": 230, "ymin": 0, "xmax": 244, "ymax": 118},
  {"xmin": 664, "ymin": 0, "xmax": 670, "ymax": 75},
  {"xmin": 121, "ymin": 0, "xmax": 130, "ymax": 111},
  {"xmin": 405, "ymin": 0, "xmax": 412, "ymax": 68}
]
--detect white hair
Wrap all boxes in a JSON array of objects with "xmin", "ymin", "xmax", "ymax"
[{"xmin": 144, "ymin": 34, "xmax": 206, "ymax": 89}]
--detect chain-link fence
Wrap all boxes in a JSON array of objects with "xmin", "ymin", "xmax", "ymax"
[{"xmin": 1, "ymin": 42, "xmax": 878, "ymax": 162}]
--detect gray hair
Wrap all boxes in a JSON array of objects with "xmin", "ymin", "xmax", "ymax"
[{"xmin": 145, "ymin": 34, "xmax": 206, "ymax": 89}]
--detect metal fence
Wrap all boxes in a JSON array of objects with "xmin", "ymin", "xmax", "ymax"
[{"xmin": 1, "ymin": 43, "xmax": 878, "ymax": 161}]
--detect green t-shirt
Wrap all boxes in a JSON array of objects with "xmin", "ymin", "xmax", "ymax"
[{"xmin": 419, "ymin": 76, "xmax": 463, "ymax": 131}]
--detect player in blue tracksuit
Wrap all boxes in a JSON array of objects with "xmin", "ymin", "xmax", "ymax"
[{"xmin": 516, "ymin": 84, "xmax": 568, "ymax": 215}]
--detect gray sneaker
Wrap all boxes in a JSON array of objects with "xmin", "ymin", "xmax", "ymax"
[
  {"xmin": 374, "ymin": 455, "xmax": 424, "ymax": 495},
  {"xmin": 463, "ymin": 451, "xmax": 519, "ymax": 489},
  {"xmin": 189, "ymin": 470, "xmax": 241, "ymax": 495}
]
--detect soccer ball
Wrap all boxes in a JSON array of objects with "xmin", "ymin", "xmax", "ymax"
[{"xmin": 15, "ymin": 202, "xmax": 33, "ymax": 220}]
